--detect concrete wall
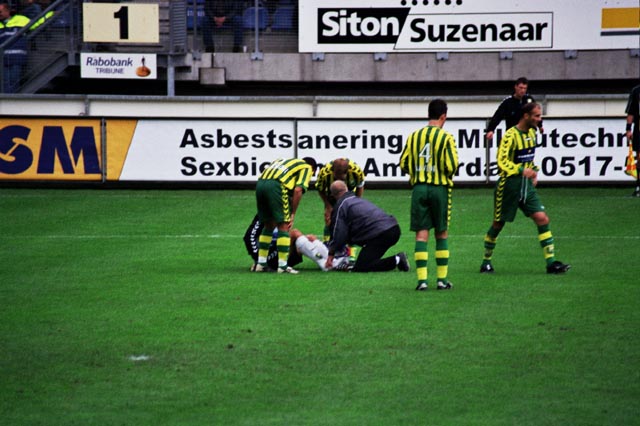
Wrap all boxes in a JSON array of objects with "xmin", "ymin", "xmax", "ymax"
[
  {"xmin": 0, "ymin": 94, "xmax": 630, "ymax": 119},
  {"xmin": 197, "ymin": 50, "xmax": 639, "ymax": 86}
]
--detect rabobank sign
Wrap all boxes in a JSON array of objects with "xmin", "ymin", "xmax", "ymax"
[
  {"xmin": 300, "ymin": 0, "xmax": 640, "ymax": 52},
  {"xmin": 0, "ymin": 119, "xmax": 102, "ymax": 181}
]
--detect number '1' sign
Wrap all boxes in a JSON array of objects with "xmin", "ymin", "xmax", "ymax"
[{"xmin": 82, "ymin": 3, "xmax": 159, "ymax": 43}]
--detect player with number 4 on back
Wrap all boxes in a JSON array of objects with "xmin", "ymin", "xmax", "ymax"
[
  {"xmin": 480, "ymin": 102, "xmax": 570, "ymax": 275},
  {"xmin": 400, "ymin": 99, "xmax": 459, "ymax": 291}
]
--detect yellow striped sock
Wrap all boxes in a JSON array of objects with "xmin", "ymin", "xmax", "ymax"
[
  {"xmin": 276, "ymin": 233, "xmax": 290, "ymax": 268},
  {"xmin": 415, "ymin": 245, "xmax": 428, "ymax": 283},
  {"xmin": 538, "ymin": 230, "xmax": 555, "ymax": 262},
  {"xmin": 258, "ymin": 234, "xmax": 272, "ymax": 263},
  {"xmin": 436, "ymin": 249, "xmax": 449, "ymax": 281}
]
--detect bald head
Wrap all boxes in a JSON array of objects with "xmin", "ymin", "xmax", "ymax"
[{"xmin": 329, "ymin": 180, "xmax": 348, "ymax": 199}]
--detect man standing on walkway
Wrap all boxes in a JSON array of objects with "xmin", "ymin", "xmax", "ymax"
[{"xmin": 486, "ymin": 77, "xmax": 544, "ymax": 142}]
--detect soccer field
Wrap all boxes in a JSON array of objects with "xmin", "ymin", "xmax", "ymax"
[{"xmin": 1, "ymin": 187, "xmax": 639, "ymax": 425}]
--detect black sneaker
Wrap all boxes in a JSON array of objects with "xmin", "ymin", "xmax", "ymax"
[
  {"xmin": 415, "ymin": 283, "xmax": 428, "ymax": 291},
  {"xmin": 437, "ymin": 281, "xmax": 453, "ymax": 290},
  {"xmin": 546, "ymin": 261, "xmax": 571, "ymax": 274},
  {"xmin": 397, "ymin": 252, "xmax": 410, "ymax": 272},
  {"xmin": 333, "ymin": 260, "xmax": 354, "ymax": 271},
  {"xmin": 479, "ymin": 263, "xmax": 495, "ymax": 273},
  {"xmin": 254, "ymin": 264, "xmax": 276, "ymax": 272}
]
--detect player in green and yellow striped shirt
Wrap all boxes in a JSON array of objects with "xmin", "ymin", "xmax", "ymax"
[
  {"xmin": 255, "ymin": 157, "xmax": 316, "ymax": 273},
  {"xmin": 480, "ymin": 102, "xmax": 571, "ymax": 275},
  {"xmin": 315, "ymin": 158, "xmax": 366, "ymax": 241},
  {"xmin": 400, "ymin": 99, "xmax": 459, "ymax": 291}
]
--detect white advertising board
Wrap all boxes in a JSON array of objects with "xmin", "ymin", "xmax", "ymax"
[
  {"xmin": 115, "ymin": 118, "xmax": 631, "ymax": 183},
  {"xmin": 119, "ymin": 120, "xmax": 296, "ymax": 181},
  {"xmin": 299, "ymin": 0, "xmax": 640, "ymax": 52},
  {"xmin": 81, "ymin": 53, "xmax": 157, "ymax": 80}
]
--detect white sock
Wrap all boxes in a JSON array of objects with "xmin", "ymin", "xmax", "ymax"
[{"xmin": 296, "ymin": 236, "xmax": 330, "ymax": 271}]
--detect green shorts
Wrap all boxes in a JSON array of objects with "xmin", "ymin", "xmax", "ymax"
[
  {"xmin": 410, "ymin": 184, "xmax": 452, "ymax": 233},
  {"xmin": 256, "ymin": 179, "xmax": 291, "ymax": 224},
  {"xmin": 493, "ymin": 175, "xmax": 544, "ymax": 222}
]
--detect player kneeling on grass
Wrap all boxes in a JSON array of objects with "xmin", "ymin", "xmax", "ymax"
[
  {"xmin": 480, "ymin": 102, "xmax": 570, "ymax": 275},
  {"xmin": 325, "ymin": 180, "xmax": 410, "ymax": 273},
  {"xmin": 244, "ymin": 215, "xmax": 353, "ymax": 272}
]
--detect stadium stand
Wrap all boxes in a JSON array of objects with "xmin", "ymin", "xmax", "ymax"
[
  {"xmin": 0, "ymin": 0, "xmax": 636, "ymax": 96},
  {"xmin": 271, "ymin": 4, "xmax": 294, "ymax": 31},
  {"xmin": 242, "ymin": 5, "xmax": 268, "ymax": 31},
  {"xmin": 186, "ymin": 0, "xmax": 204, "ymax": 31}
]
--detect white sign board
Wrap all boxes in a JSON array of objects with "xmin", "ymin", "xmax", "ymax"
[
  {"xmin": 119, "ymin": 120, "xmax": 296, "ymax": 181},
  {"xmin": 115, "ymin": 118, "xmax": 630, "ymax": 183},
  {"xmin": 299, "ymin": 0, "xmax": 640, "ymax": 52},
  {"xmin": 81, "ymin": 53, "xmax": 157, "ymax": 80}
]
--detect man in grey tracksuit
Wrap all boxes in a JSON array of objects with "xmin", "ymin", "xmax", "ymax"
[{"xmin": 325, "ymin": 180, "xmax": 409, "ymax": 273}]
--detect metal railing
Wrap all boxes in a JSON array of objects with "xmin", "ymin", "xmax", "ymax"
[{"xmin": 1, "ymin": 0, "xmax": 81, "ymax": 94}]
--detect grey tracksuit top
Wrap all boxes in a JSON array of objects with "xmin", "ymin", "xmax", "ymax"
[{"xmin": 328, "ymin": 192, "xmax": 398, "ymax": 254}]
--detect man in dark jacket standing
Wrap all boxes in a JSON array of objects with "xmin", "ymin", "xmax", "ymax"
[
  {"xmin": 325, "ymin": 180, "xmax": 409, "ymax": 273},
  {"xmin": 486, "ymin": 77, "xmax": 544, "ymax": 142},
  {"xmin": 203, "ymin": 0, "xmax": 244, "ymax": 53}
]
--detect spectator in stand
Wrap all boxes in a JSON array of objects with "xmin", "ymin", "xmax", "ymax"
[
  {"xmin": 27, "ymin": 4, "xmax": 53, "ymax": 31},
  {"xmin": 18, "ymin": 0, "xmax": 40, "ymax": 19},
  {"xmin": 0, "ymin": 2, "xmax": 29, "ymax": 93},
  {"xmin": 203, "ymin": 0, "xmax": 244, "ymax": 53}
]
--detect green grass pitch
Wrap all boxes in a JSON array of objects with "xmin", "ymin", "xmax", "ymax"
[{"xmin": 1, "ymin": 186, "xmax": 639, "ymax": 425}]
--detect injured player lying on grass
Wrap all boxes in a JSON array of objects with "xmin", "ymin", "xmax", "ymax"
[{"xmin": 244, "ymin": 215, "xmax": 353, "ymax": 273}]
